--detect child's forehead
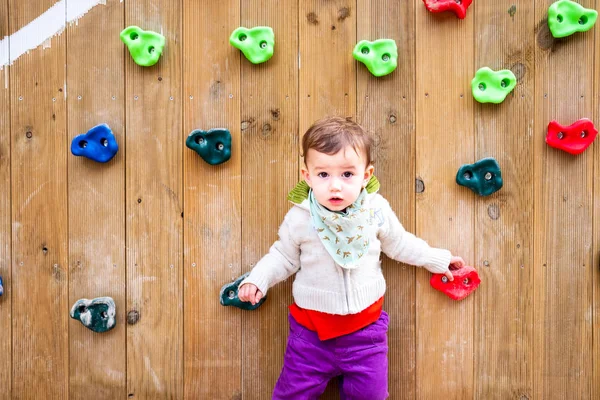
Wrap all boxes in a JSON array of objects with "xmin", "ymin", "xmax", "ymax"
[{"xmin": 307, "ymin": 146, "xmax": 366, "ymax": 166}]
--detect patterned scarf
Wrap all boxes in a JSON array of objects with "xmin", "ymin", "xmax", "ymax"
[{"xmin": 309, "ymin": 189, "xmax": 376, "ymax": 269}]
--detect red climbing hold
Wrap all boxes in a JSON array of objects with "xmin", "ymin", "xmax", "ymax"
[
  {"xmin": 546, "ymin": 119, "xmax": 598, "ymax": 155},
  {"xmin": 430, "ymin": 265, "xmax": 480, "ymax": 301},
  {"xmin": 422, "ymin": 0, "xmax": 473, "ymax": 19}
]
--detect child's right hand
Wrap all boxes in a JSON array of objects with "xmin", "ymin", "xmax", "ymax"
[{"xmin": 238, "ymin": 283, "xmax": 264, "ymax": 305}]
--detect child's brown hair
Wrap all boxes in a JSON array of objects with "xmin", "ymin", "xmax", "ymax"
[{"xmin": 302, "ymin": 116, "xmax": 374, "ymax": 166}]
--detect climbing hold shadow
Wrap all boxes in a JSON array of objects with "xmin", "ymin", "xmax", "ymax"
[
  {"xmin": 120, "ymin": 26, "xmax": 166, "ymax": 67},
  {"xmin": 471, "ymin": 67, "xmax": 517, "ymax": 104},
  {"xmin": 422, "ymin": 0, "xmax": 473, "ymax": 19},
  {"xmin": 220, "ymin": 272, "xmax": 266, "ymax": 311},
  {"xmin": 456, "ymin": 157, "xmax": 503, "ymax": 196},
  {"xmin": 546, "ymin": 118, "xmax": 598, "ymax": 155},
  {"xmin": 186, "ymin": 128, "xmax": 232, "ymax": 165},
  {"xmin": 0, "ymin": 276, "xmax": 3, "ymax": 297},
  {"xmin": 547, "ymin": 0, "xmax": 597, "ymax": 38},
  {"xmin": 230, "ymin": 26, "xmax": 275, "ymax": 64},
  {"xmin": 70, "ymin": 297, "xmax": 116, "ymax": 333},
  {"xmin": 430, "ymin": 265, "xmax": 481, "ymax": 301},
  {"xmin": 353, "ymin": 39, "xmax": 398, "ymax": 77},
  {"xmin": 71, "ymin": 124, "xmax": 118, "ymax": 163}
]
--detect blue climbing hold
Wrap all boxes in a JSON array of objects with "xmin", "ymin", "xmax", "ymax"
[
  {"xmin": 71, "ymin": 124, "xmax": 118, "ymax": 163},
  {"xmin": 0, "ymin": 276, "xmax": 3, "ymax": 296},
  {"xmin": 186, "ymin": 128, "xmax": 232, "ymax": 165},
  {"xmin": 220, "ymin": 272, "xmax": 266, "ymax": 310},
  {"xmin": 456, "ymin": 157, "xmax": 503, "ymax": 196}
]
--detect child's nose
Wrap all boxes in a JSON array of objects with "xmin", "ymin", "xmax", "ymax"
[{"xmin": 330, "ymin": 178, "xmax": 342, "ymax": 191}]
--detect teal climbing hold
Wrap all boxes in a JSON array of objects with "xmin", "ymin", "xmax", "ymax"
[
  {"xmin": 548, "ymin": 0, "xmax": 598, "ymax": 38},
  {"xmin": 229, "ymin": 26, "xmax": 275, "ymax": 64},
  {"xmin": 220, "ymin": 272, "xmax": 266, "ymax": 311},
  {"xmin": 70, "ymin": 297, "xmax": 116, "ymax": 333},
  {"xmin": 456, "ymin": 157, "xmax": 503, "ymax": 196},
  {"xmin": 120, "ymin": 26, "xmax": 165, "ymax": 67},
  {"xmin": 353, "ymin": 39, "xmax": 398, "ymax": 77},
  {"xmin": 471, "ymin": 67, "xmax": 517, "ymax": 104},
  {"xmin": 186, "ymin": 128, "xmax": 232, "ymax": 165}
]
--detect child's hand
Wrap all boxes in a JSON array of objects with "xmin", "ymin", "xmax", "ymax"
[
  {"xmin": 238, "ymin": 283, "xmax": 264, "ymax": 305},
  {"xmin": 444, "ymin": 256, "xmax": 466, "ymax": 281}
]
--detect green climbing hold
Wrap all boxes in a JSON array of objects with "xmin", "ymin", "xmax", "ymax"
[
  {"xmin": 229, "ymin": 26, "xmax": 275, "ymax": 64},
  {"xmin": 471, "ymin": 67, "xmax": 517, "ymax": 104},
  {"xmin": 220, "ymin": 272, "xmax": 266, "ymax": 310},
  {"xmin": 352, "ymin": 39, "xmax": 398, "ymax": 77},
  {"xmin": 70, "ymin": 297, "xmax": 116, "ymax": 333},
  {"xmin": 547, "ymin": 0, "xmax": 597, "ymax": 38},
  {"xmin": 456, "ymin": 157, "xmax": 503, "ymax": 196},
  {"xmin": 186, "ymin": 128, "xmax": 232, "ymax": 165},
  {"xmin": 120, "ymin": 26, "xmax": 165, "ymax": 67}
]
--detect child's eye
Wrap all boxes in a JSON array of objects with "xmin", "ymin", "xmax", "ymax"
[
  {"xmin": 342, "ymin": 172, "xmax": 354, "ymax": 178},
  {"xmin": 318, "ymin": 172, "xmax": 329, "ymax": 178}
]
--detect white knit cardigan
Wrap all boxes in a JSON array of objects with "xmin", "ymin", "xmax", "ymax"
[{"xmin": 240, "ymin": 179, "xmax": 452, "ymax": 315}]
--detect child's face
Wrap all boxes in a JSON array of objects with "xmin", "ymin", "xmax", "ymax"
[{"xmin": 301, "ymin": 146, "xmax": 374, "ymax": 212}]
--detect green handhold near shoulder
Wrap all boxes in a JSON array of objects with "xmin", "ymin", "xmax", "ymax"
[
  {"xmin": 353, "ymin": 39, "xmax": 398, "ymax": 77},
  {"xmin": 456, "ymin": 157, "xmax": 503, "ymax": 196},
  {"xmin": 70, "ymin": 297, "xmax": 116, "ymax": 333},
  {"xmin": 471, "ymin": 67, "xmax": 517, "ymax": 104},
  {"xmin": 220, "ymin": 272, "xmax": 266, "ymax": 311},
  {"xmin": 186, "ymin": 128, "xmax": 232, "ymax": 165},
  {"xmin": 230, "ymin": 26, "xmax": 275, "ymax": 64},
  {"xmin": 548, "ymin": 0, "xmax": 597, "ymax": 38},
  {"xmin": 120, "ymin": 26, "xmax": 165, "ymax": 67}
]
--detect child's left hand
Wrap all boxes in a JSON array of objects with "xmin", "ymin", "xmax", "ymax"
[{"xmin": 444, "ymin": 256, "xmax": 466, "ymax": 281}]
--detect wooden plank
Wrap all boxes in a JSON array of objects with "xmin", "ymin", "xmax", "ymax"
[
  {"xmin": 125, "ymin": 1, "xmax": 183, "ymax": 398},
  {"xmin": 356, "ymin": 1, "xmax": 416, "ymax": 398},
  {"xmin": 66, "ymin": 1, "xmax": 125, "ymax": 398},
  {"xmin": 239, "ymin": 1, "xmax": 298, "ymax": 398},
  {"xmin": 533, "ymin": 1, "xmax": 594, "ymax": 398},
  {"xmin": 0, "ymin": 0, "xmax": 10, "ymax": 396},
  {"xmin": 415, "ymin": 4, "xmax": 474, "ymax": 399},
  {"xmin": 473, "ymin": 2, "xmax": 533, "ymax": 398},
  {"xmin": 9, "ymin": 0, "xmax": 68, "ymax": 397},
  {"xmin": 594, "ymin": 4, "xmax": 600, "ymax": 398},
  {"xmin": 299, "ymin": 1, "xmax": 356, "ymax": 398},
  {"xmin": 182, "ymin": 1, "xmax": 241, "ymax": 398}
]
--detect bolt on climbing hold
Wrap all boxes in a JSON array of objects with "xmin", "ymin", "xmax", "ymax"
[
  {"xmin": 186, "ymin": 128, "xmax": 232, "ymax": 165},
  {"xmin": 546, "ymin": 118, "xmax": 598, "ymax": 155},
  {"xmin": 422, "ymin": 0, "xmax": 473, "ymax": 19},
  {"xmin": 229, "ymin": 26, "xmax": 275, "ymax": 64},
  {"xmin": 219, "ymin": 272, "xmax": 266, "ymax": 310},
  {"xmin": 70, "ymin": 297, "xmax": 116, "ymax": 333},
  {"xmin": 456, "ymin": 157, "xmax": 503, "ymax": 196},
  {"xmin": 471, "ymin": 67, "xmax": 517, "ymax": 104},
  {"xmin": 547, "ymin": 0, "xmax": 597, "ymax": 38},
  {"xmin": 352, "ymin": 39, "xmax": 398, "ymax": 77},
  {"xmin": 71, "ymin": 124, "xmax": 118, "ymax": 163},
  {"xmin": 430, "ymin": 265, "xmax": 481, "ymax": 300},
  {"xmin": 120, "ymin": 26, "xmax": 166, "ymax": 67}
]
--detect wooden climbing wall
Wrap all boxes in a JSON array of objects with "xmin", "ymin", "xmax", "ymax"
[{"xmin": 0, "ymin": 0, "xmax": 599, "ymax": 399}]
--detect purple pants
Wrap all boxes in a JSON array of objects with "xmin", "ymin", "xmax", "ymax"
[{"xmin": 273, "ymin": 310, "xmax": 389, "ymax": 400}]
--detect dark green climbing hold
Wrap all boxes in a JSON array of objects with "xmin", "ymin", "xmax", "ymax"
[
  {"xmin": 352, "ymin": 39, "xmax": 398, "ymax": 77},
  {"xmin": 70, "ymin": 297, "xmax": 116, "ymax": 333},
  {"xmin": 186, "ymin": 128, "xmax": 232, "ymax": 165},
  {"xmin": 120, "ymin": 26, "xmax": 165, "ymax": 67},
  {"xmin": 220, "ymin": 272, "xmax": 266, "ymax": 311},
  {"xmin": 548, "ymin": 0, "xmax": 597, "ymax": 38},
  {"xmin": 471, "ymin": 67, "xmax": 517, "ymax": 104},
  {"xmin": 229, "ymin": 26, "xmax": 275, "ymax": 64},
  {"xmin": 456, "ymin": 157, "xmax": 503, "ymax": 196}
]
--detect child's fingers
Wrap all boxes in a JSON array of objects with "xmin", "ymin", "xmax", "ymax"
[
  {"xmin": 255, "ymin": 291, "xmax": 263, "ymax": 303},
  {"xmin": 444, "ymin": 270, "xmax": 454, "ymax": 282}
]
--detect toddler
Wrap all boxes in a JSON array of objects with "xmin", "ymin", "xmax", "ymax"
[{"xmin": 238, "ymin": 116, "xmax": 465, "ymax": 399}]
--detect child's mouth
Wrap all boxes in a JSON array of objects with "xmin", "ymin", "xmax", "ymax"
[{"xmin": 329, "ymin": 197, "xmax": 343, "ymax": 204}]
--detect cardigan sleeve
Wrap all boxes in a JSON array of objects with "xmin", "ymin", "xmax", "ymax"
[
  {"xmin": 376, "ymin": 196, "xmax": 451, "ymax": 274},
  {"xmin": 238, "ymin": 207, "xmax": 302, "ymax": 295}
]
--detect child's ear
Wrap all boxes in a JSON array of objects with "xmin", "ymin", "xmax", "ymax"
[
  {"xmin": 301, "ymin": 166, "xmax": 312, "ymax": 187},
  {"xmin": 363, "ymin": 165, "xmax": 374, "ymax": 187}
]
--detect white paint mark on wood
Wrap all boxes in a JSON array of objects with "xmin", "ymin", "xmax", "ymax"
[{"xmin": 0, "ymin": 0, "xmax": 106, "ymax": 68}]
